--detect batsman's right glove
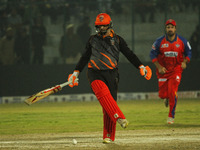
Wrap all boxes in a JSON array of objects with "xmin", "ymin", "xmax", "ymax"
[
  {"xmin": 139, "ymin": 65, "xmax": 152, "ymax": 80},
  {"xmin": 68, "ymin": 70, "xmax": 79, "ymax": 87}
]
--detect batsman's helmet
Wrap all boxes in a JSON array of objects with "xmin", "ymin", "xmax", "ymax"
[{"xmin": 95, "ymin": 13, "xmax": 113, "ymax": 28}]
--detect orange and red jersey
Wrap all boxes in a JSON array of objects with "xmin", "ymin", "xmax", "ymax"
[
  {"xmin": 75, "ymin": 30, "xmax": 142, "ymax": 72},
  {"xmin": 150, "ymin": 34, "xmax": 192, "ymax": 78}
]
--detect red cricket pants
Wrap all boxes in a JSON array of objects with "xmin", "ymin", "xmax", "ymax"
[{"xmin": 158, "ymin": 74, "xmax": 181, "ymax": 118}]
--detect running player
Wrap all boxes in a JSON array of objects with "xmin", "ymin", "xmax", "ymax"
[
  {"xmin": 150, "ymin": 19, "xmax": 192, "ymax": 124},
  {"xmin": 68, "ymin": 13, "xmax": 152, "ymax": 143}
]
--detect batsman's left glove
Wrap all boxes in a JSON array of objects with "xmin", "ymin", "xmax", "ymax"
[
  {"xmin": 139, "ymin": 65, "xmax": 152, "ymax": 80},
  {"xmin": 68, "ymin": 70, "xmax": 79, "ymax": 87}
]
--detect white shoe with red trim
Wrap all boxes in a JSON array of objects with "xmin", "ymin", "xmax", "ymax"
[{"xmin": 167, "ymin": 117, "xmax": 174, "ymax": 124}]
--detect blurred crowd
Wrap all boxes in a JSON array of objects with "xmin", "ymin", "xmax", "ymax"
[
  {"xmin": 0, "ymin": 0, "xmax": 94, "ymax": 65},
  {"xmin": 0, "ymin": 0, "xmax": 199, "ymax": 65},
  {"xmin": 0, "ymin": 0, "xmax": 48, "ymax": 65}
]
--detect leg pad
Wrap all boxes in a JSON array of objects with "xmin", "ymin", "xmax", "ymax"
[{"xmin": 91, "ymin": 80, "xmax": 125, "ymax": 122}]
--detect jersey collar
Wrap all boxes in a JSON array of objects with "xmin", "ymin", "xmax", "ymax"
[{"xmin": 102, "ymin": 29, "xmax": 114, "ymax": 38}]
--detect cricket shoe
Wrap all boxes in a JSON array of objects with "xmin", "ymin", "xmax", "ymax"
[
  {"xmin": 103, "ymin": 138, "xmax": 112, "ymax": 144},
  {"xmin": 117, "ymin": 118, "xmax": 129, "ymax": 129},
  {"xmin": 167, "ymin": 117, "xmax": 174, "ymax": 124},
  {"xmin": 164, "ymin": 99, "xmax": 169, "ymax": 107}
]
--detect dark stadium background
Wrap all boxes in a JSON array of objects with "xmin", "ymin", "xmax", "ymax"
[{"xmin": 0, "ymin": 0, "xmax": 199, "ymax": 96}]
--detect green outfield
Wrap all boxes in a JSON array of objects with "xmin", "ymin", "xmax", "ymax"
[{"xmin": 0, "ymin": 99, "xmax": 199, "ymax": 135}]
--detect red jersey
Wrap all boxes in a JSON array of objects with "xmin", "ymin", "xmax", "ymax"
[{"xmin": 150, "ymin": 34, "xmax": 192, "ymax": 78}]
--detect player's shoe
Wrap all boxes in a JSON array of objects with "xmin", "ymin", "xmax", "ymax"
[
  {"xmin": 117, "ymin": 118, "xmax": 129, "ymax": 129},
  {"xmin": 103, "ymin": 138, "xmax": 112, "ymax": 144},
  {"xmin": 167, "ymin": 117, "xmax": 174, "ymax": 124},
  {"xmin": 164, "ymin": 99, "xmax": 169, "ymax": 107}
]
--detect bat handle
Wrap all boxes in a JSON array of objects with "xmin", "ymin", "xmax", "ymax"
[
  {"xmin": 59, "ymin": 79, "xmax": 78, "ymax": 88},
  {"xmin": 60, "ymin": 81, "xmax": 71, "ymax": 88}
]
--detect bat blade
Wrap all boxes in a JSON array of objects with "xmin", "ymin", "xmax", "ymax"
[{"xmin": 24, "ymin": 85, "xmax": 61, "ymax": 105}]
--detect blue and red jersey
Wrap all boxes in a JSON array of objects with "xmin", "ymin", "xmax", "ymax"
[{"xmin": 150, "ymin": 34, "xmax": 192, "ymax": 78}]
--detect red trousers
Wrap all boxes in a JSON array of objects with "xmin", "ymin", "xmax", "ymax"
[{"xmin": 158, "ymin": 74, "xmax": 181, "ymax": 118}]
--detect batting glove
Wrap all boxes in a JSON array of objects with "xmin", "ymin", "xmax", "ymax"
[
  {"xmin": 139, "ymin": 65, "xmax": 152, "ymax": 80},
  {"xmin": 68, "ymin": 70, "xmax": 79, "ymax": 87}
]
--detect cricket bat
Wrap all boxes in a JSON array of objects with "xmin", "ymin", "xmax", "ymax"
[{"xmin": 24, "ymin": 81, "xmax": 73, "ymax": 105}]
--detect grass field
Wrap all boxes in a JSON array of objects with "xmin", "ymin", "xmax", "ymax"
[{"xmin": 0, "ymin": 99, "xmax": 200, "ymax": 149}]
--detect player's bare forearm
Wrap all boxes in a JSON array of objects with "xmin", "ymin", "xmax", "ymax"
[{"xmin": 154, "ymin": 61, "xmax": 167, "ymax": 74}]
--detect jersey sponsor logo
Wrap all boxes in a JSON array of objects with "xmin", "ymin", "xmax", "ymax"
[
  {"xmin": 176, "ymin": 75, "xmax": 180, "ymax": 82},
  {"xmin": 161, "ymin": 43, "xmax": 169, "ymax": 48},
  {"xmin": 164, "ymin": 51, "xmax": 178, "ymax": 57},
  {"xmin": 110, "ymin": 38, "xmax": 115, "ymax": 45},
  {"xmin": 158, "ymin": 78, "xmax": 167, "ymax": 82},
  {"xmin": 175, "ymin": 44, "xmax": 180, "ymax": 48}
]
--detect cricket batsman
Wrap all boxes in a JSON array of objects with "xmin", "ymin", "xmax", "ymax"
[
  {"xmin": 68, "ymin": 13, "xmax": 152, "ymax": 143},
  {"xmin": 150, "ymin": 19, "xmax": 192, "ymax": 124}
]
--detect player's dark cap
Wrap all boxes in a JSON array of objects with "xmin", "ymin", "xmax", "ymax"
[{"xmin": 165, "ymin": 19, "xmax": 176, "ymax": 26}]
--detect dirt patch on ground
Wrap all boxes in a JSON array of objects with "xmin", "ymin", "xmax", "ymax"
[{"xmin": 0, "ymin": 128, "xmax": 200, "ymax": 150}]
